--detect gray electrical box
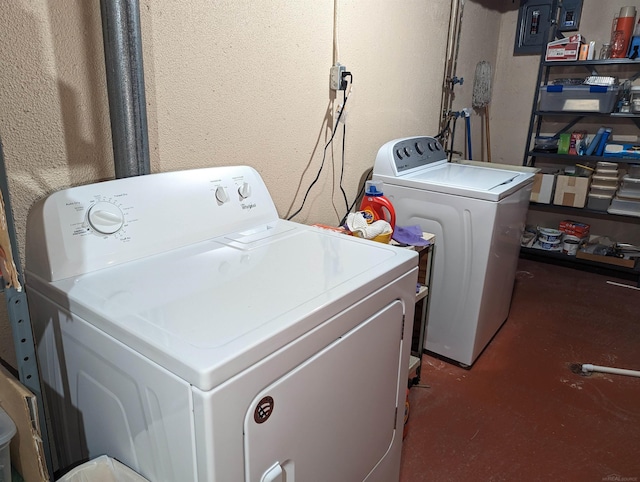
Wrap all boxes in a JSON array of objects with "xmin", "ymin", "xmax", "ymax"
[
  {"xmin": 514, "ymin": 0, "xmax": 557, "ymax": 55},
  {"xmin": 558, "ymin": 0, "xmax": 582, "ymax": 32}
]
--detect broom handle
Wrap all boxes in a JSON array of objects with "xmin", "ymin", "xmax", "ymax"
[{"xmin": 486, "ymin": 104, "xmax": 492, "ymax": 162}]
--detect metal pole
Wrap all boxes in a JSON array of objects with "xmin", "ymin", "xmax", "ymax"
[{"xmin": 100, "ymin": 0, "xmax": 150, "ymax": 178}]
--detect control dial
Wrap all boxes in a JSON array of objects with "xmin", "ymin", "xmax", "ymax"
[
  {"xmin": 238, "ymin": 182, "xmax": 252, "ymax": 200},
  {"xmin": 215, "ymin": 186, "xmax": 230, "ymax": 204},
  {"xmin": 88, "ymin": 201, "xmax": 124, "ymax": 234}
]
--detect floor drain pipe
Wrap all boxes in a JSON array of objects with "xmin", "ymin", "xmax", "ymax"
[{"xmin": 100, "ymin": 0, "xmax": 150, "ymax": 178}]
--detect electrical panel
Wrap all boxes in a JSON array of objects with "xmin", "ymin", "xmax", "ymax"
[{"xmin": 514, "ymin": 0, "xmax": 557, "ymax": 55}]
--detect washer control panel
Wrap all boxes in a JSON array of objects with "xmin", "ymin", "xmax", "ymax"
[
  {"xmin": 373, "ymin": 136, "xmax": 448, "ymax": 178},
  {"xmin": 26, "ymin": 166, "xmax": 279, "ymax": 281},
  {"xmin": 391, "ymin": 136, "xmax": 446, "ymax": 173}
]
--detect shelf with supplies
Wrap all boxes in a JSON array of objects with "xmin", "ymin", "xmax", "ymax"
[
  {"xmin": 392, "ymin": 232, "xmax": 435, "ymax": 388},
  {"xmin": 520, "ymin": 245, "xmax": 640, "ymax": 285},
  {"xmin": 522, "ymin": 17, "xmax": 640, "ymax": 281},
  {"xmin": 528, "ymin": 200, "xmax": 640, "ymax": 223}
]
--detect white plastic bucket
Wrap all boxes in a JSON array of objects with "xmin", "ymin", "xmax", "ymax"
[{"xmin": 562, "ymin": 235, "xmax": 581, "ymax": 256}]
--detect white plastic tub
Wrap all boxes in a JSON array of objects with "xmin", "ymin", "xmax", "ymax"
[
  {"xmin": 591, "ymin": 174, "xmax": 620, "ymax": 188},
  {"xmin": 587, "ymin": 193, "xmax": 613, "ymax": 211},
  {"xmin": 590, "ymin": 184, "xmax": 618, "ymax": 196},
  {"xmin": 608, "ymin": 197, "xmax": 640, "ymax": 217},
  {"xmin": 620, "ymin": 174, "xmax": 640, "ymax": 193},
  {"xmin": 0, "ymin": 407, "xmax": 16, "ymax": 482},
  {"xmin": 57, "ymin": 455, "xmax": 149, "ymax": 482}
]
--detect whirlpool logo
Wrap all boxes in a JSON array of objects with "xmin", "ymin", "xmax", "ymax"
[{"xmin": 242, "ymin": 203, "xmax": 257, "ymax": 210}]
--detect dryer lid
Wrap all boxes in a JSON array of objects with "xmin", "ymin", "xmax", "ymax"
[
  {"xmin": 375, "ymin": 162, "xmax": 534, "ymax": 201},
  {"xmin": 29, "ymin": 222, "xmax": 416, "ymax": 391}
]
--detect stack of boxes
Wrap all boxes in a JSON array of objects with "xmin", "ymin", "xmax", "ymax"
[
  {"xmin": 607, "ymin": 165, "xmax": 640, "ymax": 216},
  {"xmin": 587, "ymin": 161, "xmax": 620, "ymax": 211}
]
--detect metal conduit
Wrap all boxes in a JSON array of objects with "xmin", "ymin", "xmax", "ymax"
[{"xmin": 100, "ymin": 0, "xmax": 150, "ymax": 178}]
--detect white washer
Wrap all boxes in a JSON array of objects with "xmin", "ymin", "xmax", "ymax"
[
  {"xmin": 25, "ymin": 166, "xmax": 418, "ymax": 482},
  {"xmin": 373, "ymin": 136, "xmax": 534, "ymax": 366}
]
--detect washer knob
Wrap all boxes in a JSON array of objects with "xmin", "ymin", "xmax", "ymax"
[
  {"xmin": 238, "ymin": 182, "xmax": 252, "ymax": 199},
  {"xmin": 415, "ymin": 142, "xmax": 425, "ymax": 155},
  {"xmin": 403, "ymin": 147, "xmax": 411, "ymax": 157},
  {"xmin": 395, "ymin": 148, "xmax": 404, "ymax": 159},
  {"xmin": 215, "ymin": 186, "xmax": 230, "ymax": 204},
  {"xmin": 88, "ymin": 201, "xmax": 124, "ymax": 234}
]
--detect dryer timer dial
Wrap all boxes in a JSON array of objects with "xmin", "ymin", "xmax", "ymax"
[{"xmin": 88, "ymin": 201, "xmax": 124, "ymax": 234}]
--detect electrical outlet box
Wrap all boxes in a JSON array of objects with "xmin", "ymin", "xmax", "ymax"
[{"xmin": 330, "ymin": 63, "xmax": 346, "ymax": 90}]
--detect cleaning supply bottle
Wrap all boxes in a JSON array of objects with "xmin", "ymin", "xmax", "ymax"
[{"xmin": 359, "ymin": 180, "xmax": 396, "ymax": 230}]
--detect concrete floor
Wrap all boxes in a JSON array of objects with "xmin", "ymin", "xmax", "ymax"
[{"xmin": 400, "ymin": 258, "xmax": 640, "ymax": 481}]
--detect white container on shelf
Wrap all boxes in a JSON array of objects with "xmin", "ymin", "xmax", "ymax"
[
  {"xmin": 596, "ymin": 161, "xmax": 619, "ymax": 170},
  {"xmin": 628, "ymin": 164, "xmax": 640, "ymax": 178},
  {"xmin": 587, "ymin": 193, "xmax": 614, "ymax": 211},
  {"xmin": 590, "ymin": 184, "xmax": 618, "ymax": 196},
  {"xmin": 620, "ymin": 174, "xmax": 640, "ymax": 193},
  {"xmin": 607, "ymin": 197, "xmax": 640, "ymax": 216},
  {"xmin": 591, "ymin": 174, "xmax": 620, "ymax": 188}
]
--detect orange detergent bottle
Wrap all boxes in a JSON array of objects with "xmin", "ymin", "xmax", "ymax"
[{"xmin": 359, "ymin": 180, "xmax": 396, "ymax": 230}]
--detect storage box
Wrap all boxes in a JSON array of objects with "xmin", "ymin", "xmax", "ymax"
[
  {"xmin": 591, "ymin": 174, "xmax": 619, "ymax": 188},
  {"xmin": 603, "ymin": 143, "xmax": 640, "ymax": 159},
  {"xmin": 607, "ymin": 197, "xmax": 640, "ymax": 217},
  {"xmin": 545, "ymin": 34, "xmax": 583, "ymax": 61},
  {"xmin": 620, "ymin": 175, "xmax": 640, "ymax": 193},
  {"xmin": 559, "ymin": 220, "xmax": 590, "ymax": 238},
  {"xmin": 576, "ymin": 250, "xmax": 637, "ymax": 268},
  {"xmin": 587, "ymin": 193, "xmax": 613, "ymax": 211},
  {"xmin": 628, "ymin": 164, "xmax": 640, "ymax": 177},
  {"xmin": 553, "ymin": 175, "xmax": 591, "ymax": 207},
  {"xmin": 538, "ymin": 85, "xmax": 620, "ymax": 113},
  {"xmin": 590, "ymin": 184, "xmax": 618, "ymax": 196},
  {"xmin": 530, "ymin": 172, "xmax": 557, "ymax": 203}
]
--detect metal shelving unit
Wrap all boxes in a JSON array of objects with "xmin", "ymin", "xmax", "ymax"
[
  {"xmin": 393, "ymin": 233, "xmax": 435, "ymax": 388},
  {"xmin": 0, "ymin": 139, "xmax": 53, "ymax": 479},
  {"xmin": 521, "ymin": 7, "xmax": 640, "ymax": 284}
]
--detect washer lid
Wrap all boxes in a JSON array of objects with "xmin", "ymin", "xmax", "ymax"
[
  {"xmin": 29, "ymin": 221, "xmax": 416, "ymax": 392},
  {"xmin": 376, "ymin": 162, "xmax": 534, "ymax": 201}
]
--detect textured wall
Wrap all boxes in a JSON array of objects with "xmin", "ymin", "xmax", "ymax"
[
  {"xmin": 1, "ymin": 1, "xmax": 632, "ymax": 370},
  {"xmin": 0, "ymin": 0, "xmax": 452, "ymax": 368}
]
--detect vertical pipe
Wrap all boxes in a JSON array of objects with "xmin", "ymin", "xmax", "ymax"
[{"xmin": 100, "ymin": 0, "xmax": 150, "ymax": 178}]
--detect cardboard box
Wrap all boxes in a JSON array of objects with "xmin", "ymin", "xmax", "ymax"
[
  {"xmin": 0, "ymin": 365, "xmax": 48, "ymax": 481},
  {"xmin": 576, "ymin": 250, "xmax": 637, "ymax": 268},
  {"xmin": 553, "ymin": 175, "xmax": 590, "ymax": 207},
  {"xmin": 545, "ymin": 34, "xmax": 583, "ymax": 61},
  {"xmin": 559, "ymin": 220, "xmax": 590, "ymax": 238},
  {"xmin": 530, "ymin": 172, "xmax": 557, "ymax": 204}
]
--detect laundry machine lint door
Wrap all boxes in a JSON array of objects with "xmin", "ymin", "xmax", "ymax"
[{"xmin": 243, "ymin": 300, "xmax": 405, "ymax": 482}]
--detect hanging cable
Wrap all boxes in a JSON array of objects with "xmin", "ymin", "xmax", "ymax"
[
  {"xmin": 338, "ymin": 77, "xmax": 351, "ymax": 215},
  {"xmin": 339, "ymin": 167, "xmax": 373, "ymax": 227},
  {"xmin": 287, "ymin": 73, "xmax": 353, "ymax": 221}
]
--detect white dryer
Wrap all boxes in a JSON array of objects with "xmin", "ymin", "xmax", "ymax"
[
  {"xmin": 373, "ymin": 136, "xmax": 534, "ymax": 366},
  {"xmin": 25, "ymin": 166, "xmax": 418, "ymax": 481}
]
